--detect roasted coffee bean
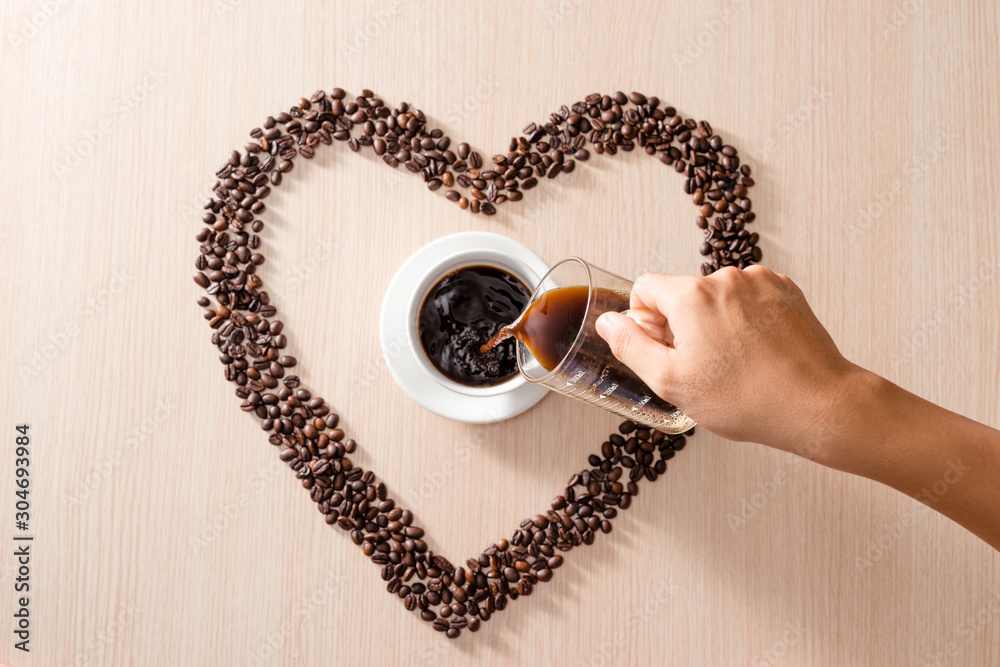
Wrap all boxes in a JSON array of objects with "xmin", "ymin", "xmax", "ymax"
[{"xmin": 197, "ymin": 90, "xmax": 752, "ymax": 640}]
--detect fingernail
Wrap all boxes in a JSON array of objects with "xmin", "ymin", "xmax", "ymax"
[{"xmin": 596, "ymin": 312, "xmax": 613, "ymax": 338}]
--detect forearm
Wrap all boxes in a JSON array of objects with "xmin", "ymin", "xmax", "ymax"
[{"xmin": 819, "ymin": 367, "xmax": 1000, "ymax": 550}]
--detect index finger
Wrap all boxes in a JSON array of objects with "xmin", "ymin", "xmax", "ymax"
[{"xmin": 629, "ymin": 272, "xmax": 694, "ymax": 321}]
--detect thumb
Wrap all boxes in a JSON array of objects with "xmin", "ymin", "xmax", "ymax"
[{"xmin": 595, "ymin": 311, "xmax": 673, "ymax": 391}]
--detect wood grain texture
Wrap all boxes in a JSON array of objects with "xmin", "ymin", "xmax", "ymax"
[{"xmin": 1, "ymin": 1, "xmax": 999, "ymax": 665}]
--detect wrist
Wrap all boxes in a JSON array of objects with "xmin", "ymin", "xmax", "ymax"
[{"xmin": 794, "ymin": 363, "xmax": 889, "ymax": 470}]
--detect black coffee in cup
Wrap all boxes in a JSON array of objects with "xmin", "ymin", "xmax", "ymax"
[{"xmin": 417, "ymin": 265, "xmax": 530, "ymax": 387}]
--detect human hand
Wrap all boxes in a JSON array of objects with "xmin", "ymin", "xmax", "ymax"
[{"xmin": 595, "ymin": 266, "xmax": 864, "ymax": 458}]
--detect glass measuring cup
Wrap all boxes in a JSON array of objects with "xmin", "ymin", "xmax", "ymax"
[{"xmin": 515, "ymin": 258, "xmax": 695, "ymax": 433}]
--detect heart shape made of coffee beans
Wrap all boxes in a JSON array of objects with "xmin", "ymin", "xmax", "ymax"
[{"xmin": 193, "ymin": 88, "xmax": 759, "ymax": 639}]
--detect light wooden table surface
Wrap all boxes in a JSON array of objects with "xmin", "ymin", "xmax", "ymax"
[{"xmin": 2, "ymin": 1, "xmax": 999, "ymax": 665}]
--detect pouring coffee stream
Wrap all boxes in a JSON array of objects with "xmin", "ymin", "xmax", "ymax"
[
  {"xmin": 479, "ymin": 326, "xmax": 514, "ymax": 354},
  {"xmin": 472, "ymin": 257, "xmax": 693, "ymax": 433},
  {"xmin": 479, "ymin": 285, "xmax": 670, "ymax": 371},
  {"xmin": 478, "ymin": 285, "xmax": 591, "ymax": 371}
]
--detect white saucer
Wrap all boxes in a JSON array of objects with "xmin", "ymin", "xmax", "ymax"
[{"xmin": 379, "ymin": 232, "xmax": 550, "ymax": 424}]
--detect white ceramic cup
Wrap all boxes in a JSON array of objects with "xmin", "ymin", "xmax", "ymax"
[{"xmin": 379, "ymin": 232, "xmax": 550, "ymax": 423}]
